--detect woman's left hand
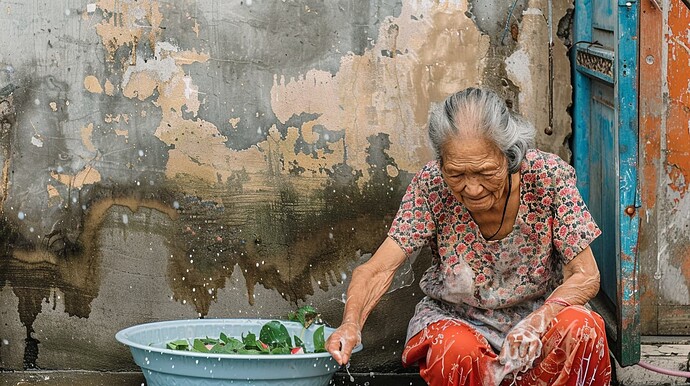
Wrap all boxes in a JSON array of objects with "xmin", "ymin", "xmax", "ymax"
[{"xmin": 497, "ymin": 305, "xmax": 559, "ymax": 374}]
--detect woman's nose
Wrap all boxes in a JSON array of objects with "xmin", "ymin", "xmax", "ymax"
[{"xmin": 464, "ymin": 178, "xmax": 483, "ymax": 196}]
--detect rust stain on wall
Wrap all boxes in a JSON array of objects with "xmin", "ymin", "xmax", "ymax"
[
  {"xmin": 665, "ymin": 1, "xmax": 690, "ymax": 198},
  {"xmin": 638, "ymin": 0, "xmax": 664, "ymax": 333}
]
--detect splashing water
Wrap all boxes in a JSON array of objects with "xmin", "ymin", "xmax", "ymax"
[{"xmin": 345, "ymin": 362, "xmax": 354, "ymax": 382}]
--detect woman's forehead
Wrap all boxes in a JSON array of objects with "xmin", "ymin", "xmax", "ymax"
[{"xmin": 441, "ymin": 136, "xmax": 504, "ymax": 165}]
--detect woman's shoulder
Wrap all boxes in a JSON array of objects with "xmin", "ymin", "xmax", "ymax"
[
  {"xmin": 412, "ymin": 160, "xmax": 442, "ymax": 183},
  {"xmin": 522, "ymin": 149, "xmax": 573, "ymax": 176}
]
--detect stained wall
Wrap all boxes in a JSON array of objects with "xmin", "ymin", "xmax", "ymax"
[
  {"xmin": 639, "ymin": 0, "xmax": 690, "ymax": 335},
  {"xmin": 0, "ymin": 0, "xmax": 574, "ymax": 372}
]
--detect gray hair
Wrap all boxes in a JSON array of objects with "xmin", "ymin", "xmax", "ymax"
[{"xmin": 428, "ymin": 87, "xmax": 535, "ymax": 174}]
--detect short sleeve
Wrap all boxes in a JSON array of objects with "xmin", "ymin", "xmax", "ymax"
[
  {"xmin": 551, "ymin": 159, "xmax": 602, "ymax": 263},
  {"xmin": 387, "ymin": 167, "xmax": 436, "ymax": 257}
]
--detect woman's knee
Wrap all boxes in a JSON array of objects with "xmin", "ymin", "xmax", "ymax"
[
  {"xmin": 425, "ymin": 320, "xmax": 490, "ymax": 360},
  {"xmin": 550, "ymin": 306, "xmax": 607, "ymax": 341}
]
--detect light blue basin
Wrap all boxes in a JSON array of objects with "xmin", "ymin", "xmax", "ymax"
[{"xmin": 116, "ymin": 319, "xmax": 362, "ymax": 386}]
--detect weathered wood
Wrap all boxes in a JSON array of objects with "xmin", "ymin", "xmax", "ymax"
[{"xmin": 658, "ymin": 306, "xmax": 690, "ymax": 335}]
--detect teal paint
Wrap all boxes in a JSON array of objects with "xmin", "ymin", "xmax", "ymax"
[{"xmin": 572, "ymin": 0, "xmax": 640, "ymax": 366}]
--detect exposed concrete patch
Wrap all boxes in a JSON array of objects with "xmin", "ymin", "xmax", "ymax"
[
  {"xmin": 0, "ymin": 286, "xmax": 24, "ymax": 369},
  {"xmin": 505, "ymin": 0, "xmax": 573, "ymax": 161}
]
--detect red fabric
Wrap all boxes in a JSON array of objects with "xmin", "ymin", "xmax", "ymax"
[{"xmin": 402, "ymin": 306, "xmax": 611, "ymax": 386}]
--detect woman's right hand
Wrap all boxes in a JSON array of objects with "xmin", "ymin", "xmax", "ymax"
[{"xmin": 326, "ymin": 322, "xmax": 362, "ymax": 366}]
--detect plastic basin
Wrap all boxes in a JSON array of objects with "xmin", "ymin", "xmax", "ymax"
[{"xmin": 115, "ymin": 319, "xmax": 362, "ymax": 386}]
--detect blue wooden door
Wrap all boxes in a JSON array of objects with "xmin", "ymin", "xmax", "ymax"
[{"xmin": 572, "ymin": 0, "xmax": 640, "ymax": 366}]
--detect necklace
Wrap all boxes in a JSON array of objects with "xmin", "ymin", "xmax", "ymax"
[{"xmin": 485, "ymin": 173, "xmax": 512, "ymax": 241}]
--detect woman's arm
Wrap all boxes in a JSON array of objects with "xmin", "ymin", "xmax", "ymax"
[
  {"xmin": 547, "ymin": 246, "xmax": 601, "ymax": 307},
  {"xmin": 497, "ymin": 246, "xmax": 601, "ymax": 374},
  {"xmin": 326, "ymin": 236, "xmax": 408, "ymax": 365}
]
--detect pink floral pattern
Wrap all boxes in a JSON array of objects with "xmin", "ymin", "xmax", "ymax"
[{"xmin": 388, "ymin": 150, "xmax": 601, "ymax": 349}]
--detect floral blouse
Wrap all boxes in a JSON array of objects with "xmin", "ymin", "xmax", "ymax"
[{"xmin": 388, "ymin": 149, "xmax": 601, "ymax": 350}]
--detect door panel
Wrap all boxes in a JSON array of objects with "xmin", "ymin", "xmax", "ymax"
[{"xmin": 573, "ymin": 0, "xmax": 640, "ymax": 366}]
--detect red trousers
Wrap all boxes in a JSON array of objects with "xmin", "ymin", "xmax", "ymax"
[{"xmin": 402, "ymin": 306, "xmax": 611, "ymax": 386}]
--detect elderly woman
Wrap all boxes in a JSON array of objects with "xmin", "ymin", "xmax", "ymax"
[{"xmin": 326, "ymin": 88, "xmax": 611, "ymax": 386}]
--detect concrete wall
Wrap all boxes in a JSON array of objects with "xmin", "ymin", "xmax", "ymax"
[
  {"xmin": 0, "ymin": 0, "xmax": 573, "ymax": 372},
  {"xmin": 639, "ymin": 0, "xmax": 690, "ymax": 336}
]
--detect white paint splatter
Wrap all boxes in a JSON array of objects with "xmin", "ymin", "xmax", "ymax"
[
  {"xmin": 31, "ymin": 136, "xmax": 44, "ymax": 148},
  {"xmin": 505, "ymin": 48, "xmax": 533, "ymax": 102},
  {"xmin": 86, "ymin": 3, "xmax": 96, "ymax": 13}
]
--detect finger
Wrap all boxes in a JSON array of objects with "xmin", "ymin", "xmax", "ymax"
[
  {"xmin": 510, "ymin": 337, "xmax": 521, "ymax": 359},
  {"xmin": 518, "ymin": 338, "xmax": 529, "ymax": 358},
  {"xmin": 527, "ymin": 340, "xmax": 541, "ymax": 362},
  {"xmin": 326, "ymin": 333, "xmax": 346, "ymax": 365},
  {"xmin": 497, "ymin": 342, "xmax": 510, "ymax": 365}
]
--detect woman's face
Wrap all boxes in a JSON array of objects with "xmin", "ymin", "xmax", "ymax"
[{"xmin": 440, "ymin": 136, "xmax": 509, "ymax": 212}]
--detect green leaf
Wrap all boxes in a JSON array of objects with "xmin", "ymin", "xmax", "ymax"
[
  {"xmin": 257, "ymin": 341, "xmax": 270, "ymax": 353},
  {"xmin": 271, "ymin": 346, "xmax": 291, "ymax": 355},
  {"xmin": 209, "ymin": 344, "xmax": 227, "ymax": 353},
  {"xmin": 288, "ymin": 305, "xmax": 321, "ymax": 329},
  {"xmin": 294, "ymin": 335, "xmax": 305, "ymax": 350},
  {"xmin": 313, "ymin": 325, "xmax": 326, "ymax": 353},
  {"xmin": 225, "ymin": 337, "xmax": 244, "ymax": 351},
  {"xmin": 236, "ymin": 348, "xmax": 262, "ymax": 354},
  {"xmin": 200, "ymin": 336, "xmax": 219, "ymax": 345},
  {"xmin": 242, "ymin": 332, "xmax": 259, "ymax": 349},
  {"xmin": 259, "ymin": 321, "xmax": 292, "ymax": 348},
  {"xmin": 166, "ymin": 339, "xmax": 189, "ymax": 351},
  {"xmin": 192, "ymin": 339, "xmax": 211, "ymax": 353},
  {"xmin": 220, "ymin": 332, "xmax": 230, "ymax": 344}
]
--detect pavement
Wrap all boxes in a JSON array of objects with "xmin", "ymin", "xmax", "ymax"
[{"xmin": 614, "ymin": 339, "xmax": 690, "ymax": 386}]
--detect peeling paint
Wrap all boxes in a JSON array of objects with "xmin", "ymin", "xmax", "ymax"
[
  {"xmin": 271, "ymin": 1, "xmax": 488, "ymax": 180},
  {"xmin": 80, "ymin": 123, "xmax": 97, "ymax": 153},
  {"xmin": 83, "ymin": 75, "xmax": 103, "ymax": 94}
]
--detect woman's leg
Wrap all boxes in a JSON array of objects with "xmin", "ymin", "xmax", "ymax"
[
  {"xmin": 515, "ymin": 306, "xmax": 612, "ymax": 386},
  {"xmin": 403, "ymin": 320, "xmax": 502, "ymax": 386}
]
